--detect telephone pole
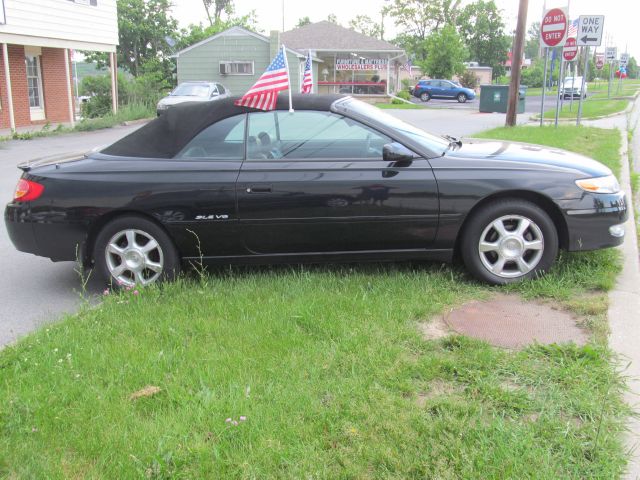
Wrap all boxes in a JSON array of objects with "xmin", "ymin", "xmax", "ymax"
[{"xmin": 506, "ymin": 0, "xmax": 529, "ymax": 126}]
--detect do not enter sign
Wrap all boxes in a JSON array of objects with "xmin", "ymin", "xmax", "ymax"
[
  {"xmin": 541, "ymin": 7, "xmax": 568, "ymax": 47},
  {"xmin": 563, "ymin": 37, "xmax": 578, "ymax": 61}
]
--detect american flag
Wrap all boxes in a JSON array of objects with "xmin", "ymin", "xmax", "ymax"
[
  {"xmin": 301, "ymin": 51, "xmax": 313, "ymax": 93},
  {"xmin": 568, "ymin": 18, "xmax": 579, "ymax": 38},
  {"xmin": 235, "ymin": 45, "xmax": 290, "ymax": 110}
]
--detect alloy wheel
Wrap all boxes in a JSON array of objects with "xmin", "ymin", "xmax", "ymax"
[
  {"xmin": 105, "ymin": 229, "xmax": 164, "ymax": 286},
  {"xmin": 477, "ymin": 215, "xmax": 544, "ymax": 278}
]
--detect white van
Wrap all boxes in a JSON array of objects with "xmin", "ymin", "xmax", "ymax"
[{"xmin": 560, "ymin": 77, "xmax": 587, "ymax": 99}]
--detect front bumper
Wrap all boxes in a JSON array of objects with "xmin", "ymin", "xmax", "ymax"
[
  {"xmin": 559, "ymin": 191, "xmax": 628, "ymax": 251},
  {"xmin": 5, "ymin": 203, "xmax": 88, "ymax": 262}
]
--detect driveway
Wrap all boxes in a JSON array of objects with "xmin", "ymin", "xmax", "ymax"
[
  {"xmin": 410, "ymin": 94, "xmax": 559, "ymax": 114},
  {"xmin": 0, "ymin": 124, "xmax": 143, "ymax": 346},
  {"xmin": 0, "ymin": 108, "xmax": 532, "ymax": 347}
]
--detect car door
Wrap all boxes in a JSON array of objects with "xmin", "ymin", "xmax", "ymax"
[
  {"xmin": 161, "ymin": 114, "xmax": 246, "ymax": 257},
  {"xmin": 440, "ymin": 81, "xmax": 456, "ymax": 98},
  {"xmin": 236, "ymin": 110, "xmax": 439, "ymax": 255}
]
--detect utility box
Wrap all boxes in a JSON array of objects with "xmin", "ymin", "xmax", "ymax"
[{"xmin": 479, "ymin": 85, "xmax": 527, "ymax": 113}]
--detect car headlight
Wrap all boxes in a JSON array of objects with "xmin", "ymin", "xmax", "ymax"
[
  {"xmin": 575, "ymin": 174, "xmax": 620, "ymax": 194},
  {"xmin": 157, "ymin": 103, "xmax": 168, "ymax": 110}
]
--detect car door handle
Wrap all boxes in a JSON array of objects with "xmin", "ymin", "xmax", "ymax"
[{"xmin": 246, "ymin": 185, "xmax": 272, "ymax": 194}]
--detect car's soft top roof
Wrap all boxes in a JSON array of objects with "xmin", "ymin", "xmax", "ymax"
[{"xmin": 101, "ymin": 93, "xmax": 347, "ymax": 159}]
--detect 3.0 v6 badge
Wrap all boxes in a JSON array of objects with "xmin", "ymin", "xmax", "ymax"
[{"xmin": 195, "ymin": 214, "xmax": 229, "ymax": 220}]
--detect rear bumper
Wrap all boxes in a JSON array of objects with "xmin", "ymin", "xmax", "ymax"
[
  {"xmin": 560, "ymin": 191, "xmax": 628, "ymax": 251},
  {"xmin": 5, "ymin": 203, "xmax": 88, "ymax": 262}
]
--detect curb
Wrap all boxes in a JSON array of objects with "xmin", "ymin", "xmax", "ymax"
[{"xmin": 608, "ymin": 96, "xmax": 640, "ymax": 480}]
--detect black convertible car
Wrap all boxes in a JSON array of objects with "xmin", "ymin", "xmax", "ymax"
[{"xmin": 5, "ymin": 94, "xmax": 627, "ymax": 286}]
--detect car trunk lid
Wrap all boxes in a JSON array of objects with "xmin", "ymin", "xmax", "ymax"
[{"xmin": 18, "ymin": 151, "xmax": 88, "ymax": 172}]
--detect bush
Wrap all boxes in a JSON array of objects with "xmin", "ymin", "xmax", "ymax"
[
  {"xmin": 520, "ymin": 61, "xmax": 545, "ymax": 88},
  {"xmin": 459, "ymin": 70, "xmax": 479, "ymax": 89},
  {"xmin": 396, "ymin": 90, "xmax": 411, "ymax": 100}
]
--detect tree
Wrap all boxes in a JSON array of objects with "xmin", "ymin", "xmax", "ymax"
[
  {"xmin": 383, "ymin": 0, "xmax": 462, "ymax": 41},
  {"xmin": 327, "ymin": 13, "xmax": 339, "ymax": 24},
  {"xmin": 85, "ymin": 0, "xmax": 178, "ymax": 79},
  {"xmin": 421, "ymin": 25, "xmax": 466, "ymax": 79},
  {"xmin": 176, "ymin": 12, "xmax": 258, "ymax": 51},
  {"xmin": 202, "ymin": 0, "xmax": 234, "ymax": 26},
  {"xmin": 456, "ymin": 0, "xmax": 510, "ymax": 79},
  {"xmin": 296, "ymin": 16, "xmax": 311, "ymax": 28},
  {"xmin": 524, "ymin": 22, "xmax": 540, "ymax": 61},
  {"xmin": 348, "ymin": 15, "xmax": 382, "ymax": 39},
  {"xmin": 627, "ymin": 57, "xmax": 638, "ymax": 79}
]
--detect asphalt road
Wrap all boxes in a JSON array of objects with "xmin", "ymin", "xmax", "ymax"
[
  {"xmin": 0, "ymin": 107, "xmax": 533, "ymax": 347},
  {"xmin": 410, "ymin": 93, "xmax": 561, "ymax": 114}
]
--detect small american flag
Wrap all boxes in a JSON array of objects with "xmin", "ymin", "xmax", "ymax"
[
  {"xmin": 235, "ymin": 45, "xmax": 290, "ymax": 111},
  {"xmin": 301, "ymin": 51, "xmax": 313, "ymax": 93},
  {"xmin": 568, "ymin": 18, "xmax": 578, "ymax": 38}
]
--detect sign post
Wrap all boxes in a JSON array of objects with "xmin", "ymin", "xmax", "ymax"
[
  {"xmin": 576, "ymin": 15, "xmax": 605, "ymax": 125},
  {"xmin": 556, "ymin": 37, "xmax": 578, "ymax": 127},
  {"xmin": 540, "ymin": 7, "xmax": 568, "ymax": 125},
  {"xmin": 618, "ymin": 52, "xmax": 629, "ymax": 94},
  {"xmin": 606, "ymin": 47, "xmax": 617, "ymax": 98}
]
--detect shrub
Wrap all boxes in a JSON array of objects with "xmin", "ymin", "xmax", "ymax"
[
  {"xmin": 396, "ymin": 90, "xmax": 411, "ymax": 100},
  {"xmin": 459, "ymin": 70, "xmax": 479, "ymax": 89}
]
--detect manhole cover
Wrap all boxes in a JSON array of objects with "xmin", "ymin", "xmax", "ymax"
[{"xmin": 444, "ymin": 294, "xmax": 588, "ymax": 348}]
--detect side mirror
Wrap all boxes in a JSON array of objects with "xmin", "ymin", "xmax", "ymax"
[{"xmin": 383, "ymin": 142, "xmax": 418, "ymax": 163}]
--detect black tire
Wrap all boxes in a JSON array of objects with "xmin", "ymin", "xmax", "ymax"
[
  {"xmin": 457, "ymin": 93, "xmax": 467, "ymax": 103},
  {"xmin": 93, "ymin": 215, "xmax": 181, "ymax": 288},
  {"xmin": 420, "ymin": 92, "xmax": 431, "ymax": 102},
  {"xmin": 460, "ymin": 199, "xmax": 558, "ymax": 285}
]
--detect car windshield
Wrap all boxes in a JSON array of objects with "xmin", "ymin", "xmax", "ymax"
[
  {"xmin": 339, "ymin": 98, "xmax": 450, "ymax": 155},
  {"xmin": 171, "ymin": 84, "xmax": 210, "ymax": 97}
]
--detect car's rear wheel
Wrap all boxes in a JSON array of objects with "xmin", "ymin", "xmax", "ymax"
[
  {"xmin": 94, "ymin": 215, "xmax": 180, "ymax": 287},
  {"xmin": 420, "ymin": 92, "xmax": 431, "ymax": 102},
  {"xmin": 460, "ymin": 199, "xmax": 558, "ymax": 285},
  {"xmin": 457, "ymin": 93, "xmax": 467, "ymax": 103}
]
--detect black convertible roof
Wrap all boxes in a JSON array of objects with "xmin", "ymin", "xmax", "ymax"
[{"xmin": 101, "ymin": 94, "xmax": 347, "ymax": 159}]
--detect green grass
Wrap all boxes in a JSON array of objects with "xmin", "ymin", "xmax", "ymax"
[
  {"xmin": 1, "ymin": 102, "xmax": 155, "ymax": 141},
  {"xmin": 376, "ymin": 102, "xmax": 424, "ymax": 109},
  {"xmin": 542, "ymin": 98, "xmax": 629, "ymax": 120},
  {"xmin": 0, "ymin": 126, "xmax": 628, "ymax": 478},
  {"xmin": 473, "ymin": 125, "xmax": 622, "ymax": 177}
]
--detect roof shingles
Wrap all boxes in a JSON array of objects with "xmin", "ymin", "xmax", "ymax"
[{"xmin": 281, "ymin": 21, "xmax": 403, "ymax": 52}]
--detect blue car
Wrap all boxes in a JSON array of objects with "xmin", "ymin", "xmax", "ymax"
[{"xmin": 412, "ymin": 79, "xmax": 476, "ymax": 103}]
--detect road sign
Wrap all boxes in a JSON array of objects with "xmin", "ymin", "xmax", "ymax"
[
  {"xmin": 596, "ymin": 55, "xmax": 604, "ymax": 70},
  {"xmin": 576, "ymin": 15, "xmax": 605, "ymax": 46},
  {"xmin": 620, "ymin": 53, "xmax": 629, "ymax": 68},
  {"xmin": 606, "ymin": 47, "xmax": 617, "ymax": 62},
  {"xmin": 541, "ymin": 8, "xmax": 568, "ymax": 47},
  {"xmin": 563, "ymin": 38, "xmax": 578, "ymax": 61}
]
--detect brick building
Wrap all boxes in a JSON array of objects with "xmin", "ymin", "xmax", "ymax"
[{"xmin": 0, "ymin": 0, "xmax": 118, "ymax": 131}]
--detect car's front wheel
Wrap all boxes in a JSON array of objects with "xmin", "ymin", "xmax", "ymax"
[
  {"xmin": 420, "ymin": 92, "xmax": 431, "ymax": 102},
  {"xmin": 94, "ymin": 215, "xmax": 181, "ymax": 287},
  {"xmin": 457, "ymin": 93, "xmax": 468, "ymax": 103},
  {"xmin": 460, "ymin": 199, "xmax": 558, "ymax": 284}
]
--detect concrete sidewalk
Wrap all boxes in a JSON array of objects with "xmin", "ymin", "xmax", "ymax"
[{"xmin": 602, "ymin": 98, "xmax": 640, "ymax": 480}]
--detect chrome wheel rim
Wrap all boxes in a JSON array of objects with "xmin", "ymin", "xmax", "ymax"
[
  {"xmin": 478, "ymin": 215, "xmax": 544, "ymax": 278},
  {"xmin": 105, "ymin": 229, "xmax": 164, "ymax": 286}
]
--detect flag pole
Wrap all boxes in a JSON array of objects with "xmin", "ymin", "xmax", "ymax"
[{"xmin": 281, "ymin": 44, "xmax": 294, "ymax": 112}]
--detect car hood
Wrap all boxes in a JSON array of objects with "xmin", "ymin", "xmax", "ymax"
[
  {"xmin": 445, "ymin": 139, "xmax": 611, "ymax": 177},
  {"xmin": 158, "ymin": 95, "xmax": 211, "ymax": 106}
]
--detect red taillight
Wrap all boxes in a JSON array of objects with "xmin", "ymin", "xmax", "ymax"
[
  {"xmin": 414, "ymin": 84, "xmax": 420, "ymax": 90},
  {"xmin": 14, "ymin": 179, "xmax": 44, "ymax": 202}
]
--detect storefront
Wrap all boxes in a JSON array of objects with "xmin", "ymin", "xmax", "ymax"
[{"xmin": 281, "ymin": 21, "xmax": 406, "ymax": 98}]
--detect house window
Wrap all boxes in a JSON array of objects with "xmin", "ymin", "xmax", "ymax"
[
  {"xmin": 220, "ymin": 61, "xmax": 254, "ymax": 75},
  {"xmin": 25, "ymin": 55, "xmax": 44, "ymax": 109}
]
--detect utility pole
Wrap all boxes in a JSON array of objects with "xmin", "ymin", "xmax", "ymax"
[{"xmin": 506, "ymin": 0, "xmax": 528, "ymax": 127}]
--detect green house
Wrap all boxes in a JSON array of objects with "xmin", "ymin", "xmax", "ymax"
[{"xmin": 175, "ymin": 26, "xmax": 321, "ymax": 96}]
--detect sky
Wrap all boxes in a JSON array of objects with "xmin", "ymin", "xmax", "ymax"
[{"xmin": 170, "ymin": 0, "xmax": 638, "ymax": 58}]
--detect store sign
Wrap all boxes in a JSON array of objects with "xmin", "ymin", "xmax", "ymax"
[{"xmin": 335, "ymin": 58, "xmax": 388, "ymax": 71}]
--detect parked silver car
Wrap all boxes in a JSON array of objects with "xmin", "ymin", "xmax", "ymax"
[{"xmin": 157, "ymin": 81, "xmax": 230, "ymax": 115}]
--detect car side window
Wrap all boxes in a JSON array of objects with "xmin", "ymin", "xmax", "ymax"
[
  {"xmin": 174, "ymin": 115, "xmax": 245, "ymax": 159},
  {"xmin": 217, "ymin": 84, "xmax": 225, "ymax": 94},
  {"xmin": 246, "ymin": 111, "xmax": 391, "ymax": 160}
]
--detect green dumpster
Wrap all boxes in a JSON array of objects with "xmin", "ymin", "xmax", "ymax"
[{"xmin": 479, "ymin": 85, "xmax": 527, "ymax": 113}]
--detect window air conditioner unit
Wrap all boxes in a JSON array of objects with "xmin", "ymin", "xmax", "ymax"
[{"xmin": 219, "ymin": 62, "xmax": 229, "ymax": 75}]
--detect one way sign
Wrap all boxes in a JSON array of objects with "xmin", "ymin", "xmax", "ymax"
[{"xmin": 576, "ymin": 15, "xmax": 605, "ymax": 46}]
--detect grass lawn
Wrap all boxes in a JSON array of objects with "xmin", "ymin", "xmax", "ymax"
[
  {"xmin": 542, "ymin": 98, "xmax": 629, "ymax": 120},
  {"xmin": 0, "ymin": 128, "xmax": 628, "ymax": 478},
  {"xmin": 376, "ymin": 102, "xmax": 424, "ymax": 109}
]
